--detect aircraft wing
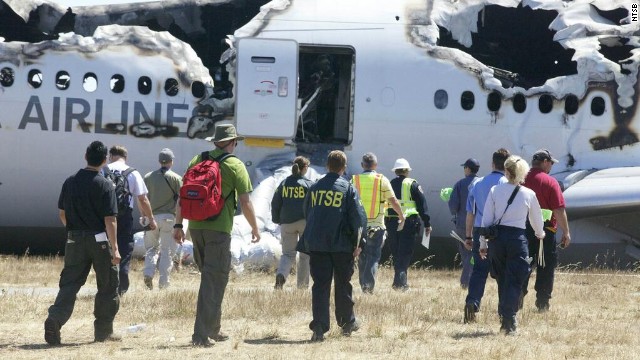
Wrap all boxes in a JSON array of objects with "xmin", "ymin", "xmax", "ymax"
[{"xmin": 560, "ymin": 167, "xmax": 640, "ymax": 220}]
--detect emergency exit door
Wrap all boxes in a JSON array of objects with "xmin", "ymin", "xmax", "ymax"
[{"xmin": 235, "ymin": 38, "xmax": 298, "ymax": 139}]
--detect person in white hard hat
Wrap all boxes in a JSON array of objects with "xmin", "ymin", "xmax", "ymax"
[{"xmin": 385, "ymin": 158, "xmax": 432, "ymax": 290}]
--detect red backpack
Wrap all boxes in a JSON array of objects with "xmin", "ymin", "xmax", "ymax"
[{"xmin": 179, "ymin": 151, "xmax": 235, "ymax": 221}]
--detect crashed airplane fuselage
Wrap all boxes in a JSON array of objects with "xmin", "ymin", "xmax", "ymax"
[
  {"xmin": 227, "ymin": 0, "xmax": 640, "ymax": 265},
  {"xmin": 0, "ymin": 0, "xmax": 639, "ymax": 266}
]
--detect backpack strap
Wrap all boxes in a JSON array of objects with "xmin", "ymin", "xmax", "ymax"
[
  {"xmin": 213, "ymin": 152, "xmax": 237, "ymax": 209},
  {"xmin": 123, "ymin": 167, "xmax": 136, "ymax": 177}
]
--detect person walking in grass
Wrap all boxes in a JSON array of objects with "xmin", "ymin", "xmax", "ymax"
[
  {"xmin": 271, "ymin": 156, "xmax": 314, "ymax": 290},
  {"xmin": 173, "ymin": 124, "xmax": 260, "ymax": 347},
  {"xmin": 45, "ymin": 141, "xmax": 121, "ymax": 345},
  {"xmin": 480, "ymin": 155, "xmax": 545, "ymax": 334},
  {"xmin": 297, "ymin": 150, "xmax": 367, "ymax": 342}
]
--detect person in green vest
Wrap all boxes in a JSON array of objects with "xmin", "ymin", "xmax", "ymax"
[
  {"xmin": 352, "ymin": 152, "xmax": 405, "ymax": 294},
  {"xmin": 386, "ymin": 158, "xmax": 432, "ymax": 290}
]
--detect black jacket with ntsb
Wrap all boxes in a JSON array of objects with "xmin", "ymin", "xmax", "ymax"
[
  {"xmin": 271, "ymin": 174, "xmax": 314, "ymax": 224},
  {"xmin": 297, "ymin": 172, "xmax": 367, "ymax": 254}
]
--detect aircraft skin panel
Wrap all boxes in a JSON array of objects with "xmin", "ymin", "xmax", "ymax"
[{"xmin": 562, "ymin": 167, "xmax": 640, "ymax": 219}]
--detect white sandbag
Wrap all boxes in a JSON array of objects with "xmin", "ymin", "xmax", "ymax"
[{"xmin": 242, "ymin": 232, "xmax": 282, "ymax": 271}]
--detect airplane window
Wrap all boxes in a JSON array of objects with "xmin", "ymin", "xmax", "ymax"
[
  {"xmin": 538, "ymin": 94, "xmax": 553, "ymax": 114},
  {"xmin": 110, "ymin": 74, "xmax": 125, "ymax": 93},
  {"xmin": 165, "ymin": 78, "xmax": 179, "ymax": 97},
  {"xmin": 138, "ymin": 76, "xmax": 152, "ymax": 95},
  {"xmin": 487, "ymin": 91, "xmax": 501, "ymax": 112},
  {"xmin": 565, "ymin": 95, "xmax": 578, "ymax": 115},
  {"xmin": 434, "ymin": 89, "xmax": 448, "ymax": 109},
  {"xmin": 28, "ymin": 69, "xmax": 43, "ymax": 89},
  {"xmin": 513, "ymin": 93, "xmax": 526, "ymax": 113},
  {"xmin": 0, "ymin": 67, "xmax": 15, "ymax": 87},
  {"xmin": 192, "ymin": 81, "xmax": 205, "ymax": 98},
  {"xmin": 591, "ymin": 96, "xmax": 605, "ymax": 116},
  {"xmin": 461, "ymin": 91, "xmax": 474, "ymax": 110},
  {"xmin": 83, "ymin": 72, "xmax": 98, "ymax": 93},
  {"xmin": 56, "ymin": 71, "xmax": 70, "ymax": 90}
]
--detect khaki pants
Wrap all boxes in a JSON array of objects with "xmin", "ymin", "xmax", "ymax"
[
  {"xmin": 190, "ymin": 228, "xmax": 231, "ymax": 342},
  {"xmin": 143, "ymin": 214, "xmax": 177, "ymax": 288},
  {"xmin": 276, "ymin": 219, "xmax": 310, "ymax": 288}
]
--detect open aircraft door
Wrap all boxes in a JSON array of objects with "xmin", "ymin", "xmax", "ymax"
[{"xmin": 235, "ymin": 38, "xmax": 298, "ymax": 142}]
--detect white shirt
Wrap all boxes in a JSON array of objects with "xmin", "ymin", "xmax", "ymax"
[
  {"xmin": 107, "ymin": 160, "xmax": 148, "ymax": 208},
  {"xmin": 481, "ymin": 183, "xmax": 545, "ymax": 239}
]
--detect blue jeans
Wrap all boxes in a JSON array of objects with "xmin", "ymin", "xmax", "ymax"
[
  {"xmin": 358, "ymin": 227, "xmax": 385, "ymax": 292},
  {"xmin": 489, "ymin": 225, "xmax": 530, "ymax": 318},
  {"xmin": 465, "ymin": 227, "xmax": 490, "ymax": 311},
  {"xmin": 456, "ymin": 227, "xmax": 473, "ymax": 287}
]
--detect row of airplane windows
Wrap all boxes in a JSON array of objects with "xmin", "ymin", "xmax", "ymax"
[
  {"xmin": 1, "ymin": 66, "xmax": 606, "ymax": 116},
  {"xmin": 0, "ymin": 67, "xmax": 208, "ymax": 98},
  {"xmin": 437, "ymin": 90, "xmax": 606, "ymax": 116}
]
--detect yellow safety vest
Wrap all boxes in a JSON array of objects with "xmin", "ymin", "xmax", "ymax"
[
  {"xmin": 352, "ymin": 173, "xmax": 383, "ymax": 220},
  {"xmin": 398, "ymin": 178, "xmax": 418, "ymax": 217}
]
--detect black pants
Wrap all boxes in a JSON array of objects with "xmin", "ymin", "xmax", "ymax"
[
  {"xmin": 48, "ymin": 230, "xmax": 119, "ymax": 339},
  {"xmin": 116, "ymin": 208, "xmax": 133, "ymax": 295},
  {"xmin": 523, "ymin": 223, "xmax": 558, "ymax": 305},
  {"xmin": 309, "ymin": 252, "xmax": 356, "ymax": 333},
  {"xmin": 386, "ymin": 216, "xmax": 420, "ymax": 288}
]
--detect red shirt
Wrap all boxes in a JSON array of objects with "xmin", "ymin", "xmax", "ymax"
[{"xmin": 523, "ymin": 168, "xmax": 565, "ymax": 230}]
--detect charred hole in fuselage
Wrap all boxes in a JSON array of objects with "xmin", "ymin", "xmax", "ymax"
[
  {"xmin": 590, "ymin": 5, "xmax": 628, "ymax": 25},
  {"xmin": 598, "ymin": 37, "xmax": 635, "ymax": 71},
  {"xmin": 436, "ymin": 4, "xmax": 577, "ymax": 89}
]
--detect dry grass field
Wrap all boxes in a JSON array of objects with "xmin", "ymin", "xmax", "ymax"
[{"xmin": 0, "ymin": 255, "xmax": 638, "ymax": 360}]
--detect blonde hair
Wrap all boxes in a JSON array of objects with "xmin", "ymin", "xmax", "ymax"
[
  {"xmin": 504, "ymin": 155, "xmax": 530, "ymax": 184},
  {"xmin": 292, "ymin": 156, "xmax": 310, "ymax": 176}
]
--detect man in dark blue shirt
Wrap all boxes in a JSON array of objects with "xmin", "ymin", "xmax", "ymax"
[
  {"xmin": 448, "ymin": 158, "xmax": 479, "ymax": 289},
  {"xmin": 297, "ymin": 150, "xmax": 367, "ymax": 342}
]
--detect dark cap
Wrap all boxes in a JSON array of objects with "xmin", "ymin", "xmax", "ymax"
[
  {"xmin": 532, "ymin": 149, "xmax": 559, "ymax": 164},
  {"xmin": 461, "ymin": 158, "xmax": 480, "ymax": 171}
]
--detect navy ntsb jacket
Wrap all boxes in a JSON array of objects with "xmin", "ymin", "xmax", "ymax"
[
  {"xmin": 296, "ymin": 172, "xmax": 367, "ymax": 254},
  {"xmin": 271, "ymin": 174, "xmax": 314, "ymax": 224}
]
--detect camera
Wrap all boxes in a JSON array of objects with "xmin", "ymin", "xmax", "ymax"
[{"xmin": 478, "ymin": 225, "xmax": 498, "ymax": 240}]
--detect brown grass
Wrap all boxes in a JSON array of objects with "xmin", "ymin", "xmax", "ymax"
[{"xmin": 0, "ymin": 255, "xmax": 638, "ymax": 359}]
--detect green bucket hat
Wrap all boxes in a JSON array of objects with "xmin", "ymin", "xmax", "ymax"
[{"xmin": 205, "ymin": 124, "xmax": 245, "ymax": 143}]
